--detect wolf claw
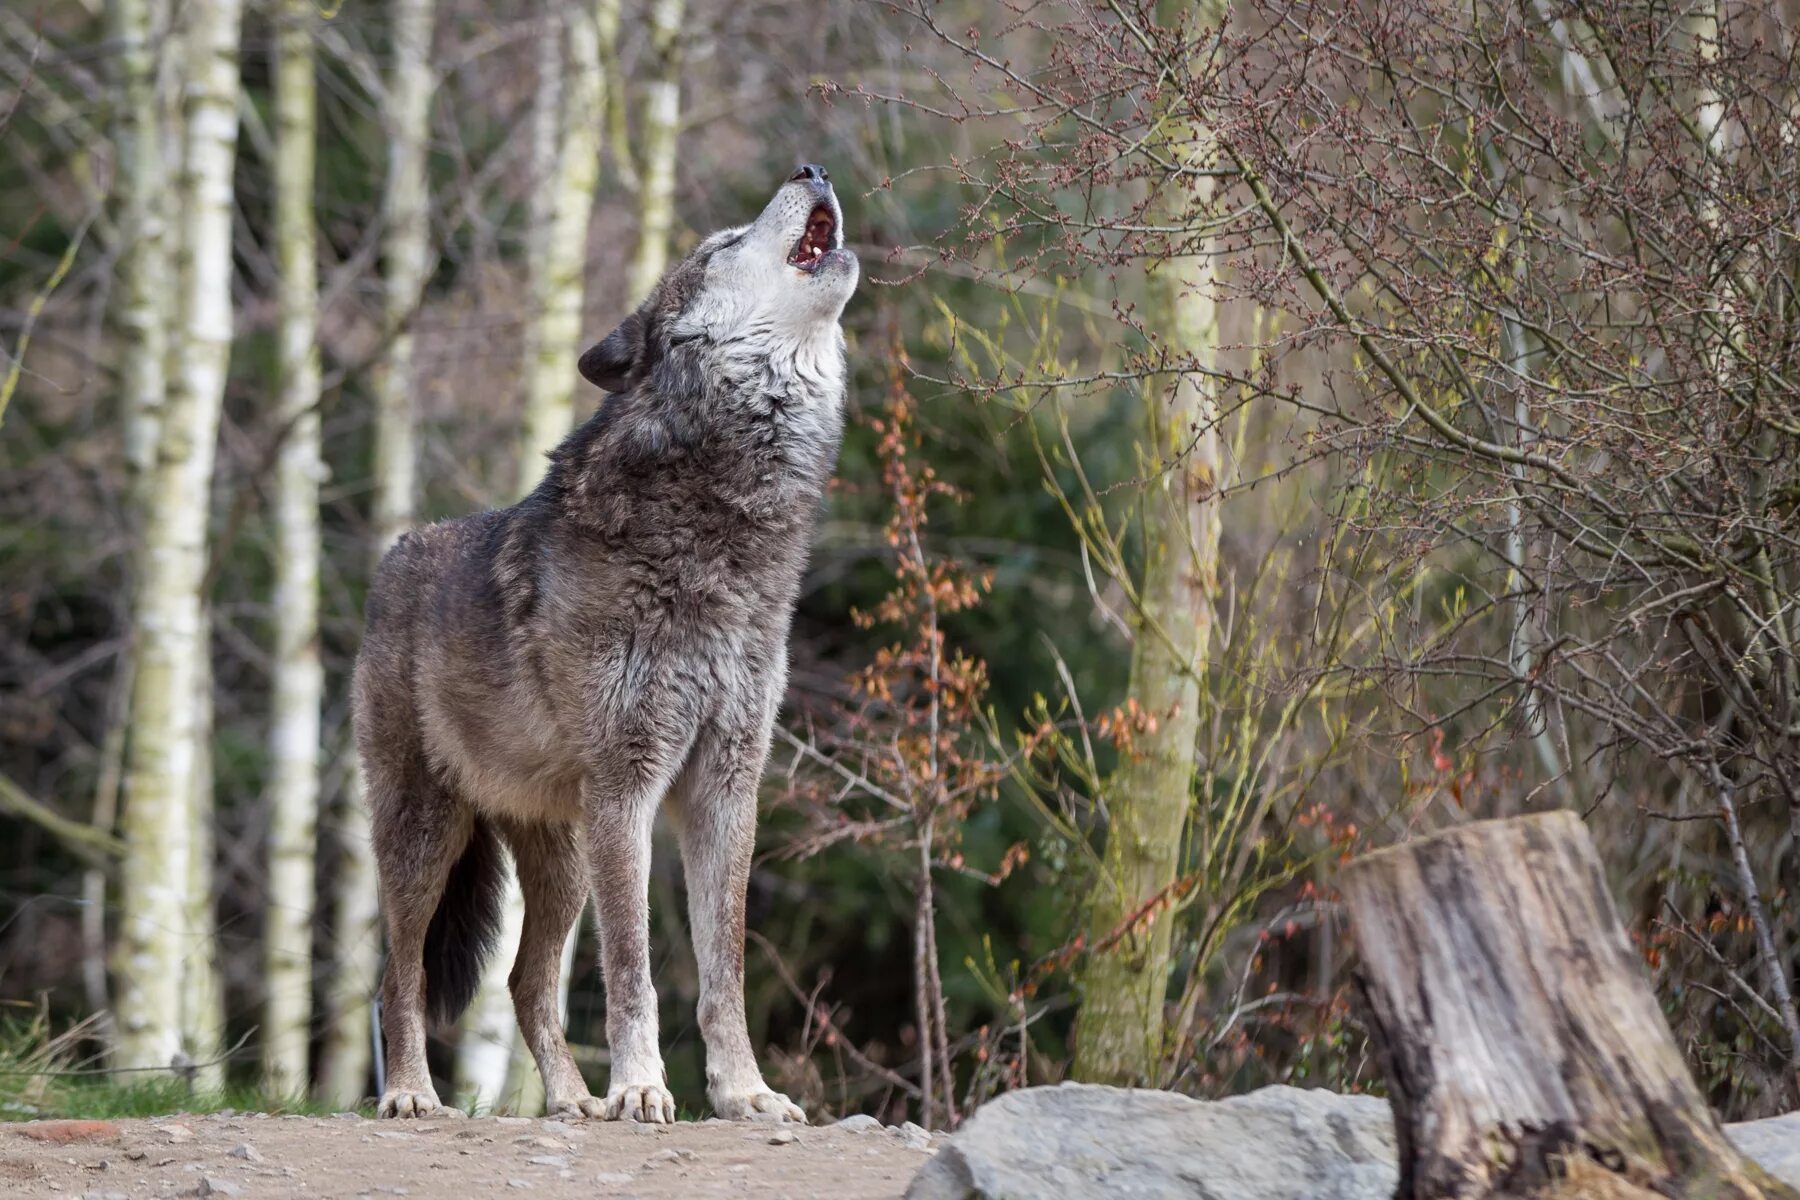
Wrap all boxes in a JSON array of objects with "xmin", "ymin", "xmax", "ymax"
[{"xmin": 604, "ymin": 1082, "xmax": 676, "ymax": 1124}]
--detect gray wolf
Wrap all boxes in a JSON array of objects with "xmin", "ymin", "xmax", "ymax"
[{"xmin": 353, "ymin": 164, "xmax": 856, "ymax": 1123}]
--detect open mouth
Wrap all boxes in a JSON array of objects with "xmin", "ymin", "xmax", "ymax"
[{"xmin": 788, "ymin": 204, "xmax": 837, "ymax": 272}]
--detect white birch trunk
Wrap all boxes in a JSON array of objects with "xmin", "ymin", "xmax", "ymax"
[
  {"xmin": 455, "ymin": 892, "xmax": 527, "ymax": 1111},
  {"xmin": 184, "ymin": 647, "xmax": 225, "ymax": 1092},
  {"xmin": 458, "ymin": 0, "xmax": 608, "ymax": 1110},
  {"xmin": 94, "ymin": 0, "xmax": 174, "ymax": 1061},
  {"xmin": 316, "ymin": 764, "xmax": 383, "ymax": 1107},
  {"xmin": 626, "ymin": 0, "xmax": 682, "ymax": 305},
  {"xmin": 110, "ymin": 0, "xmax": 170, "ymax": 481},
  {"xmin": 262, "ymin": 0, "xmax": 324, "ymax": 1097},
  {"xmin": 111, "ymin": 0, "xmax": 243, "ymax": 1075},
  {"xmin": 371, "ymin": 0, "xmax": 436, "ymax": 556}
]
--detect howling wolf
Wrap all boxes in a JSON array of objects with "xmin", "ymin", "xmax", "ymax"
[{"xmin": 353, "ymin": 164, "xmax": 856, "ymax": 1123}]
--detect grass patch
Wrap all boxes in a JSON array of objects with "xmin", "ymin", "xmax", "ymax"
[{"xmin": 0, "ymin": 1005, "xmax": 369, "ymax": 1121}]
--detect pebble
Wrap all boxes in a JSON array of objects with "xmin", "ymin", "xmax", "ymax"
[
  {"xmin": 160, "ymin": 1125, "xmax": 196, "ymax": 1144},
  {"xmin": 195, "ymin": 1178, "xmax": 242, "ymax": 1197},
  {"xmin": 594, "ymin": 1171, "xmax": 634, "ymax": 1185},
  {"xmin": 525, "ymin": 1155, "xmax": 568, "ymax": 1167},
  {"xmin": 834, "ymin": 1114, "xmax": 882, "ymax": 1134},
  {"xmin": 225, "ymin": 1144, "xmax": 263, "ymax": 1163},
  {"xmin": 643, "ymin": 1147, "xmax": 695, "ymax": 1166},
  {"xmin": 894, "ymin": 1121, "xmax": 932, "ymax": 1150},
  {"xmin": 768, "ymin": 1129, "xmax": 798, "ymax": 1146},
  {"xmin": 506, "ymin": 1180, "xmax": 532, "ymax": 1190}
]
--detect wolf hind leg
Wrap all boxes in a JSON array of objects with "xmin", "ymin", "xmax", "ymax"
[
  {"xmin": 497, "ymin": 817, "xmax": 600, "ymax": 1117},
  {"xmin": 369, "ymin": 758, "xmax": 489, "ymax": 1119}
]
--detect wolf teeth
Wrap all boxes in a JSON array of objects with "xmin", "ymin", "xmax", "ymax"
[{"xmin": 811, "ymin": 246, "xmax": 822, "ymax": 258}]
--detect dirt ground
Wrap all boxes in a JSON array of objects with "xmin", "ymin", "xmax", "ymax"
[{"xmin": 3, "ymin": 1110, "xmax": 937, "ymax": 1199}]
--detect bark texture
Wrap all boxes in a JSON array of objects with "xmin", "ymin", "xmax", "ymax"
[
  {"xmin": 112, "ymin": 0, "xmax": 243, "ymax": 1073},
  {"xmin": 370, "ymin": 0, "xmax": 436, "ymax": 556},
  {"xmin": 262, "ymin": 0, "xmax": 324, "ymax": 1095},
  {"xmin": 316, "ymin": 768, "xmax": 383, "ymax": 1106},
  {"xmin": 1341, "ymin": 811, "xmax": 1800, "ymax": 1200},
  {"xmin": 625, "ymin": 0, "xmax": 683, "ymax": 305}
]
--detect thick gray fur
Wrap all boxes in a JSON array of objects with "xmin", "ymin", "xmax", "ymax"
[{"xmin": 353, "ymin": 167, "xmax": 857, "ymax": 1124}]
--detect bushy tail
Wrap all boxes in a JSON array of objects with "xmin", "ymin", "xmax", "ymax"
[{"xmin": 422, "ymin": 817, "xmax": 505, "ymax": 1026}]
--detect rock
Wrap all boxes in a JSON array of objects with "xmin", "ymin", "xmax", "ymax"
[
  {"xmin": 160, "ymin": 1124, "xmax": 196, "ymax": 1145},
  {"xmin": 834, "ymin": 1114, "xmax": 883, "ymax": 1134},
  {"xmin": 594, "ymin": 1172, "xmax": 635, "ymax": 1185},
  {"xmin": 195, "ymin": 1178, "xmax": 243, "ymax": 1197},
  {"xmin": 525, "ymin": 1155, "xmax": 569, "ymax": 1167},
  {"xmin": 894, "ymin": 1121, "xmax": 932, "ymax": 1150},
  {"xmin": 16, "ymin": 1121, "xmax": 120, "ymax": 1145},
  {"xmin": 908, "ymin": 1084, "xmax": 1399, "ymax": 1200},
  {"xmin": 1728, "ymin": 1111, "xmax": 1800, "ymax": 1186},
  {"xmin": 768, "ymin": 1129, "xmax": 798, "ymax": 1146},
  {"xmin": 907, "ymin": 1084, "xmax": 1800, "ymax": 1200},
  {"xmin": 643, "ymin": 1147, "xmax": 695, "ymax": 1166},
  {"xmin": 224, "ymin": 1144, "xmax": 263, "ymax": 1163}
]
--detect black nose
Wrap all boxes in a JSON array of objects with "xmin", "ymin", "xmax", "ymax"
[{"xmin": 789, "ymin": 163, "xmax": 829, "ymax": 184}]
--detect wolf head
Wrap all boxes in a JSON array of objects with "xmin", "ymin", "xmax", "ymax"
[{"xmin": 578, "ymin": 164, "xmax": 858, "ymax": 393}]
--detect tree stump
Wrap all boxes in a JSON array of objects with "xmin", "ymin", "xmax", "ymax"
[{"xmin": 1341, "ymin": 811, "xmax": 1799, "ymax": 1200}]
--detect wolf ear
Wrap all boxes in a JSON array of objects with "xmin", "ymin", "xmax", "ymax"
[{"xmin": 578, "ymin": 312, "xmax": 645, "ymax": 392}]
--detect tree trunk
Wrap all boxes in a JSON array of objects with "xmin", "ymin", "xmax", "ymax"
[
  {"xmin": 1072, "ymin": 10, "xmax": 1224, "ymax": 1085},
  {"xmin": 262, "ymin": 0, "xmax": 324, "ymax": 1097},
  {"xmin": 625, "ymin": 0, "xmax": 683, "ymax": 304},
  {"xmin": 315, "ymin": 765, "xmax": 383, "ymax": 1107},
  {"xmin": 112, "ymin": 0, "xmax": 243, "ymax": 1074},
  {"xmin": 183, "ymin": 646, "xmax": 224, "ymax": 1092},
  {"xmin": 95, "ymin": 0, "xmax": 174, "ymax": 1063},
  {"xmin": 109, "ymin": 0, "xmax": 170, "ymax": 482},
  {"xmin": 1341, "ymin": 811, "xmax": 1800, "ymax": 1200},
  {"xmin": 370, "ymin": 0, "xmax": 435, "ymax": 556}
]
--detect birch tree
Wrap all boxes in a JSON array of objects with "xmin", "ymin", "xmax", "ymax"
[
  {"xmin": 94, "ymin": 0, "xmax": 172, "ymax": 1057},
  {"xmin": 316, "ymin": 762, "xmax": 382, "ymax": 1106},
  {"xmin": 458, "ymin": 0, "xmax": 612, "ymax": 1110},
  {"xmin": 262, "ymin": 0, "xmax": 324, "ymax": 1096},
  {"xmin": 370, "ymin": 0, "xmax": 435, "ymax": 557},
  {"xmin": 109, "ymin": 0, "xmax": 169, "ymax": 483},
  {"xmin": 625, "ymin": 0, "xmax": 682, "ymax": 304},
  {"xmin": 112, "ymin": 0, "xmax": 244, "ymax": 1073}
]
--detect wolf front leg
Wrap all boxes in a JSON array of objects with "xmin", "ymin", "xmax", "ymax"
[
  {"xmin": 586, "ymin": 765, "xmax": 678, "ymax": 1123},
  {"xmin": 669, "ymin": 724, "xmax": 806, "ymax": 1123}
]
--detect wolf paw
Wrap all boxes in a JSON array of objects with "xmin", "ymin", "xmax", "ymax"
[
  {"xmin": 378, "ymin": 1089, "xmax": 443, "ymax": 1119},
  {"xmin": 712, "ymin": 1086, "xmax": 807, "ymax": 1124},
  {"xmin": 548, "ymin": 1094, "xmax": 607, "ymax": 1120},
  {"xmin": 604, "ymin": 1082, "xmax": 676, "ymax": 1124}
]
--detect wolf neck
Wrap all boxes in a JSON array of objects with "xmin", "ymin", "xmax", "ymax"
[{"xmin": 543, "ymin": 323, "xmax": 845, "ymax": 536}]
